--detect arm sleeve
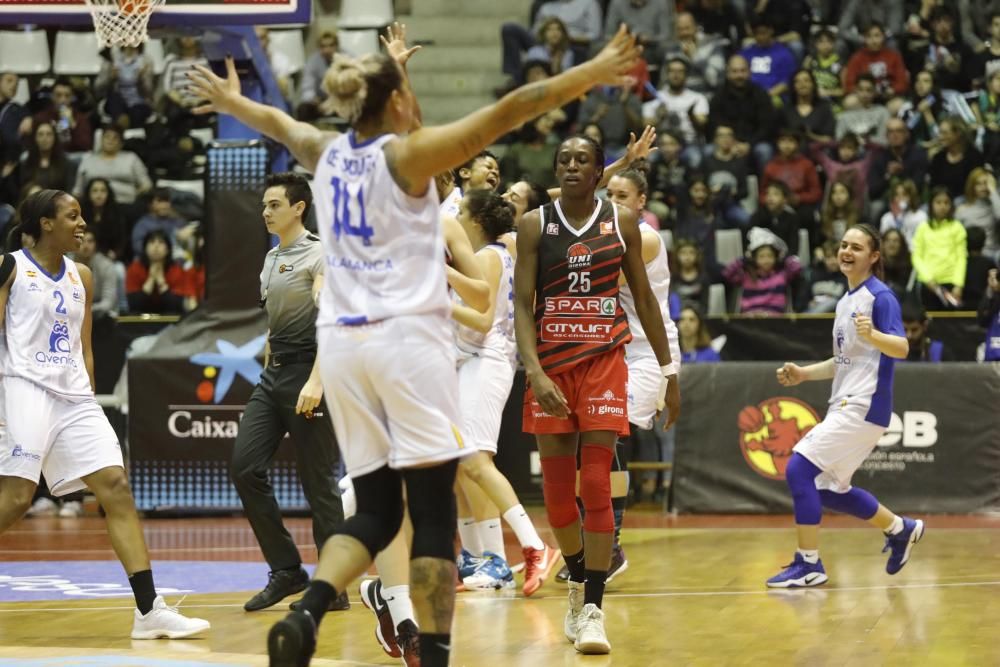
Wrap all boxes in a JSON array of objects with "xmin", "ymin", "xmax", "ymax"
[
  {"xmin": 872, "ymin": 290, "xmax": 905, "ymax": 336},
  {"xmin": 951, "ymin": 224, "xmax": 968, "ymax": 287}
]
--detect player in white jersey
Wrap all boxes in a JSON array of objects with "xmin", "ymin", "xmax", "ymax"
[
  {"xmin": 0, "ymin": 191, "xmax": 209, "ymax": 639},
  {"xmin": 769, "ymin": 224, "xmax": 924, "ymax": 588},
  {"xmin": 188, "ymin": 21, "xmax": 641, "ymax": 667},
  {"xmin": 447, "ymin": 190, "xmax": 561, "ymax": 595},
  {"xmin": 603, "ymin": 170, "xmax": 681, "ymax": 579}
]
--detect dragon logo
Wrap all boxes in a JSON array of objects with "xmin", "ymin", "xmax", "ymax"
[{"xmin": 737, "ymin": 397, "xmax": 820, "ymax": 480}]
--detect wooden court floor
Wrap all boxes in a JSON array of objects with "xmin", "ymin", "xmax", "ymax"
[{"xmin": 2, "ymin": 511, "xmax": 999, "ymax": 666}]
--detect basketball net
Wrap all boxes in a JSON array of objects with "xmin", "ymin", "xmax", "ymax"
[{"xmin": 84, "ymin": 0, "xmax": 165, "ymax": 48}]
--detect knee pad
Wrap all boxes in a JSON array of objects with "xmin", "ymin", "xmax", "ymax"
[
  {"xmin": 403, "ymin": 460, "xmax": 459, "ymax": 561},
  {"xmin": 579, "ymin": 445, "xmax": 613, "ymax": 533},
  {"xmin": 541, "ymin": 455, "xmax": 579, "ymax": 529},
  {"xmin": 337, "ymin": 466, "xmax": 404, "ymax": 558},
  {"xmin": 786, "ymin": 453, "xmax": 822, "ymax": 525}
]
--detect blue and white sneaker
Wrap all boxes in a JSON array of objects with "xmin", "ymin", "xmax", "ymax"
[
  {"xmin": 457, "ymin": 548, "xmax": 482, "ymax": 580},
  {"xmin": 766, "ymin": 553, "xmax": 828, "ymax": 588},
  {"xmin": 883, "ymin": 517, "xmax": 924, "ymax": 574},
  {"xmin": 463, "ymin": 551, "xmax": 515, "ymax": 590}
]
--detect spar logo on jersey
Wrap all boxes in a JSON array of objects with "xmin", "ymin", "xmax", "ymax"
[
  {"xmin": 48, "ymin": 320, "xmax": 70, "ymax": 353},
  {"xmin": 567, "ymin": 243, "xmax": 592, "ymax": 270},
  {"xmin": 544, "ymin": 296, "xmax": 616, "ymax": 317},
  {"xmin": 737, "ymin": 397, "xmax": 820, "ymax": 480}
]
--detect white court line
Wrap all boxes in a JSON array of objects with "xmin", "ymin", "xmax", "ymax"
[
  {"xmin": 2, "ymin": 579, "xmax": 999, "ymax": 612},
  {"xmin": 0, "ymin": 546, "xmax": 305, "ymax": 554}
]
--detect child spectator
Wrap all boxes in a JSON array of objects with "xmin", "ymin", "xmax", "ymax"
[
  {"xmin": 899, "ymin": 69, "xmax": 944, "ymax": 146},
  {"xmin": 722, "ymin": 227, "xmax": 803, "ymax": 315},
  {"xmin": 802, "ymin": 240, "xmax": 848, "ymax": 313},
  {"xmin": 126, "ymin": 229, "xmax": 188, "ymax": 314},
  {"xmin": 817, "ymin": 179, "xmax": 860, "ymax": 254},
  {"xmin": 836, "ymin": 74, "xmax": 890, "ymax": 145},
  {"xmin": 671, "ymin": 238, "xmax": 712, "ymax": 310},
  {"xmin": 902, "ymin": 301, "xmax": 951, "ymax": 361},
  {"xmin": 803, "ymin": 28, "xmax": 844, "ymax": 102},
  {"xmin": 879, "ymin": 178, "xmax": 927, "ymax": 245},
  {"xmin": 979, "ymin": 268, "xmax": 1000, "ymax": 361},
  {"xmin": 964, "ymin": 226, "xmax": 998, "ymax": 308},
  {"xmin": 810, "ymin": 133, "xmax": 878, "ymax": 214},
  {"xmin": 881, "ymin": 228, "xmax": 915, "ymax": 301},
  {"xmin": 760, "ymin": 128, "xmax": 822, "ymax": 218},
  {"xmin": 843, "ymin": 22, "xmax": 909, "ymax": 101},
  {"xmin": 913, "ymin": 187, "xmax": 968, "ymax": 309},
  {"xmin": 955, "ymin": 168, "xmax": 1000, "ymax": 261},
  {"xmin": 672, "ymin": 175, "xmax": 720, "ymax": 269},
  {"xmin": 749, "ymin": 182, "xmax": 799, "ymax": 252},
  {"xmin": 678, "ymin": 304, "xmax": 722, "ymax": 362},
  {"xmin": 740, "ymin": 15, "xmax": 797, "ymax": 104}
]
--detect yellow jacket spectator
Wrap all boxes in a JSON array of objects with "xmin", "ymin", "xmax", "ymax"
[{"xmin": 912, "ymin": 187, "xmax": 968, "ymax": 310}]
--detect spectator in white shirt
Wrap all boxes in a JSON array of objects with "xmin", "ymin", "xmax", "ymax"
[{"xmin": 643, "ymin": 57, "xmax": 709, "ymax": 167}]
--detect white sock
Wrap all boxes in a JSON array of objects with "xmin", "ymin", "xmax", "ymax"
[
  {"xmin": 886, "ymin": 515, "xmax": 904, "ymax": 535},
  {"xmin": 476, "ymin": 518, "xmax": 505, "ymax": 560},
  {"xmin": 502, "ymin": 504, "xmax": 544, "ymax": 550},
  {"xmin": 457, "ymin": 517, "xmax": 481, "ymax": 555},
  {"xmin": 382, "ymin": 585, "xmax": 415, "ymax": 630},
  {"xmin": 797, "ymin": 548, "xmax": 819, "ymax": 564}
]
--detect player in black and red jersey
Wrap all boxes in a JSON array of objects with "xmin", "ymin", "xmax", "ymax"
[{"xmin": 514, "ymin": 135, "xmax": 680, "ymax": 655}]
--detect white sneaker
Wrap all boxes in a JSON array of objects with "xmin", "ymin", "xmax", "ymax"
[
  {"xmin": 574, "ymin": 603, "xmax": 611, "ymax": 654},
  {"xmin": 131, "ymin": 596, "xmax": 211, "ymax": 639},
  {"xmin": 58, "ymin": 501, "xmax": 83, "ymax": 518},
  {"xmin": 564, "ymin": 581, "xmax": 584, "ymax": 643},
  {"xmin": 26, "ymin": 497, "xmax": 58, "ymax": 517}
]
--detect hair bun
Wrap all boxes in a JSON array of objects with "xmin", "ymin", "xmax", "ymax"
[{"xmin": 324, "ymin": 54, "xmax": 368, "ymax": 123}]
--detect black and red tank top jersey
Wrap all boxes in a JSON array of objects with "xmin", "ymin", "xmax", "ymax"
[{"xmin": 533, "ymin": 198, "xmax": 631, "ymax": 374}]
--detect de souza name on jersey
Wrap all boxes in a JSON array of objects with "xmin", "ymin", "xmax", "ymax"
[{"xmin": 325, "ymin": 149, "xmax": 377, "ymax": 177}]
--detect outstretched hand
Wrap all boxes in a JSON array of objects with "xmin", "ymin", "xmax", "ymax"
[
  {"xmin": 589, "ymin": 24, "xmax": 641, "ymax": 88},
  {"xmin": 624, "ymin": 125, "xmax": 657, "ymax": 165},
  {"xmin": 381, "ymin": 22, "xmax": 422, "ymax": 68},
  {"xmin": 187, "ymin": 56, "xmax": 242, "ymax": 116}
]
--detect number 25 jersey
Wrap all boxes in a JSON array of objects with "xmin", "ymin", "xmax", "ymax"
[
  {"xmin": 312, "ymin": 131, "xmax": 448, "ymax": 327},
  {"xmin": 4, "ymin": 250, "xmax": 92, "ymax": 400},
  {"xmin": 533, "ymin": 199, "xmax": 631, "ymax": 374}
]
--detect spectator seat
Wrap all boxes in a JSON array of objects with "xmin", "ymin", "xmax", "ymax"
[
  {"xmin": 0, "ymin": 30, "xmax": 51, "ymax": 75},
  {"xmin": 337, "ymin": 0, "xmax": 394, "ymax": 29},
  {"xmin": 269, "ymin": 30, "xmax": 306, "ymax": 75},
  {"xmin": 715, "ymin": 228, "xmax": 744, "ymax": 267},
  {"xmin": 337, "ymin": 29, "xmax": 380, "ymax": 57},
  {"xmin": 54, "ymin": 31, "xmax": 104, "ymax": 76}
]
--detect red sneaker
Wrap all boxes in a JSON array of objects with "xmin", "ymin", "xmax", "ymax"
[{"xmin": 522, "ymin": 544, "xmax": 561, "ymax": 597}]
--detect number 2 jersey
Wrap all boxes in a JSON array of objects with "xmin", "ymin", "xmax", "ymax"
[
  {"xmin": 534, "ymin": 199, "xmax": 631, "ymax": 374},
  {"xmin": 312, "ymin": 131, "xmax": 449, "ymax": 326},
  {"xmin": 4, "ymin": 250, "xmax": 92, "ymax": 400}
]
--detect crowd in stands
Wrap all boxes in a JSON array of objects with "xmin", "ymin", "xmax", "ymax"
[
  {"xmin": 0, "ymin": 36, "xmax": 215, "ymax": 316},
  {"xmin": 494, "ymin": 1, "xmax": 999, "ymax": 332},
  {"xmin": 1, "ymin": 3, "xmax": 998, "ymax": 354}
]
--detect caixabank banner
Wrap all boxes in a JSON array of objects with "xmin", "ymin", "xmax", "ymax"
[{"xmin": 672, "ymin": 362, "xmax": 1000, "ymax": 514}]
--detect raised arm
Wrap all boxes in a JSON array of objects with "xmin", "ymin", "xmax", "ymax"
[
  {"xmin": 389, "ymin": 26, "xmax": 641, "ymax": 194},
  {"xmin": 188, "ymin": 57, "xmax": 338, "ymax": 172}
]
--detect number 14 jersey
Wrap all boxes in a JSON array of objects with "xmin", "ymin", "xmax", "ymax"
[
  {"xmin": 312, "ymin": 131, "xmax": 449, "ymax": 327},
  {"xmin": 533, "ymin": 199, "xmax": 631, "ymax": 374}
]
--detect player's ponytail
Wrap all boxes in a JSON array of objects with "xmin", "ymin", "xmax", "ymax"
[
  {"xmin": 324, "ymin": 53, "xmax": 402, "ymax": 126},
  {"xmin": 14, "ymin": 189, "xmax": 68, "ymax": 247},
  {"xmin": 465, "ymin": 189, "xmax": 514, "ymax": 242},
  {"xmin": 848, "ymin": 223, "xmax": 884, "ymax": 281}
]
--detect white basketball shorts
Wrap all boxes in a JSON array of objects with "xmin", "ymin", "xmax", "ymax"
[
  {"xmin": 457, "ymin": 352, "xmax": 515, "ymax": 454},
  {"xmin": 0, "ymin": 376, "xmax": 123, "ymax": 496},
  {"xmin": 793, "ymin": 400, "xmax": 887, "ymax": 493},
  {"xmin": 318, "ymin": 314, "xmax": 470, "ymax": 477},
  {"xmin": 625, "ymin": 336, "xmax": 680, "ymax": 430}
]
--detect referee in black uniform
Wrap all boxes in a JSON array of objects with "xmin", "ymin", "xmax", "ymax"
[{"xmin": 231, "ymin": 173, "xmax": 347, "ymax": 612}]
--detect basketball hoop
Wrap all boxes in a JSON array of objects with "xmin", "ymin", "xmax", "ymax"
[{"xmin": 84, "ymin": 0, "xmax": 165, "ymax": 48}]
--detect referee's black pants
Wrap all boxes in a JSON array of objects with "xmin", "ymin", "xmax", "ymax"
[{"xmin": 230, "ymin": 361, "xmax": 344, "ymax": 572}]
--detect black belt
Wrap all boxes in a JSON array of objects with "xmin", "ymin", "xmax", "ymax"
[{"xmin": 269, "ymin": 350, "xmax": 316, "ymax": 368}]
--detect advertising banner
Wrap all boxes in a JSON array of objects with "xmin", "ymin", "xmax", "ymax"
[{"xmin": 672, "ymin": 362, "xmax": 1000, "ymax": 514}]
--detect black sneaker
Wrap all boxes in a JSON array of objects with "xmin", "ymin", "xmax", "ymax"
[
  {"xmin": 606, "ymin": 545, "xmax": 629, "ymax": 583},
  {"xmin": 289, "ymin": 590, "xmax": 350, "ymax": 612},
  {"xmin": 555, "ymin": 563, "xmax": 570, "ymax": 583},
  {"xmin": 396, "ymin": 619, "xmax": 421, "ymax": 667},
  {"xmin": 267, "ymin": 610, "xmax": 316, "ymax": 667},
  {"xmin": 360, "ymin": 578, "xmax": 400, "ymax": 657},
  {"xmin": 245, "ymin": 568, "xmax": 309, "ymax": 612}
]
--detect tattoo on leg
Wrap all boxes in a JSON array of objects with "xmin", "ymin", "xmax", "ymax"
[{"xmin": 410, "ymin": 557, "xmax": 456, "ymax": 631}]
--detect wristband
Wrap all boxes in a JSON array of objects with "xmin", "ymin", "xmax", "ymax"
[{"xmin": 660, "ymin": 362, "xmax": 678, "ymax": 377}]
